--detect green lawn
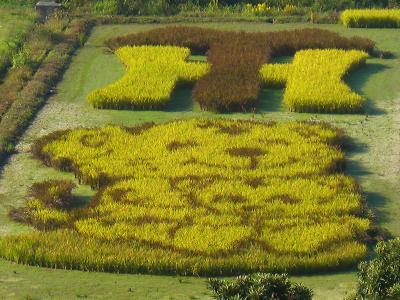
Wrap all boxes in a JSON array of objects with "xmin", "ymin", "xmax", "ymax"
[{"xmin": 0, "ymin": 22, "xmax": 399, "ymax": 299}]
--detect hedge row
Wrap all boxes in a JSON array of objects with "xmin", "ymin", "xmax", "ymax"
[
  {"xmin": 106, "ymin": 26, "xmax": 375, "ymax": 112},
  {"xmin": 0, "ymin": 18, "xmax": 95, "ymax": 164}
]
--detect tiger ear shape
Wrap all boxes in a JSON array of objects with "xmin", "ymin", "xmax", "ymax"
[
  {"xmin": 87, "ymin": 46, "xmax": 209, "ymax": 110},
  {"xmin": 284, "ymin": 49, "xmax": 368, "ymax": 113}
]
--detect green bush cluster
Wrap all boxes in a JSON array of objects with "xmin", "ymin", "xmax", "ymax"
[
  {"xmin": 347, "ymin": 238, "xmax": 400, "ymax": 300},
  {"xmin": 82, "ymin": 0, "xmax": 400, "ymax": 16},
  {"xmin": 70, "ymin": 0, "xmax": 400, "ymax": 14},
  {"xmin": 208, "ymin": 273, "xmax": 313, "ymax": 300}
]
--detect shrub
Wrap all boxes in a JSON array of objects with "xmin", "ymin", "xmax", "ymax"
[
  {"xmin": 208, "ymin": 273, "xmax": 313, "ymax": 300},
  {"xmin": 103, "ymin": 26, "xmax": 375, "ymax": 112},
  {"xmin": 0, "ymin": 119, "xmax": 370, "ymax": 275},
  {"xmin": 341, "ymin": 9, "xmax": 400, "ymax": 28},
  {"xmin": 87, "ymin": 46, "xmax": 209, "ymax": 109},
  {"xmin": 351, "ymin": 238, "xmax": 400, "ymax": 300}
]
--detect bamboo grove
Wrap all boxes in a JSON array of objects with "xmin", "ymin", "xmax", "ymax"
[
  {"xmin": 0, "ymin": 119, "xmax": 370, "ymax": 275},
  {"xmin": 92, "ymin": 26, "xmax": 376, "ymax": 113}
]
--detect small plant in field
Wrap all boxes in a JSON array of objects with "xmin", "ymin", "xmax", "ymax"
[
  {"xmin": 12, "ymin": 49, "xmax": 36, "ymax": 69},
  {"xmin": 93, "ymin": 0, "xmax": 119, "ymax": 15},
  {"xmin": 208, "ymin": 273, "xmax": 313, "ymax": 300}
]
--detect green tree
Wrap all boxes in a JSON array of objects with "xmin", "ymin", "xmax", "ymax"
[
  {"xmin": 208, "ymin": 273, "xmax": 313, "ymax": 300},
  {"xmin": 353, "ymin": 238, "xmax": 400, "ymax": 300}
]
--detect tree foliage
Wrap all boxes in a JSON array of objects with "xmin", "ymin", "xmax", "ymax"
[
  {"xmin": 208, "ymin": 273, "xmax": 313, "ymax": 300},
  {"xmin": 353, "ymin": 238, "xmax": 400, "ymax": 300}
]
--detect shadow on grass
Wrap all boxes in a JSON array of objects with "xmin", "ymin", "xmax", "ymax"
[
  {"xmin": 73, "ymin": 194, "xmax": 93, "ymax": 208},
  {"xmin": 257, "ymin": 88, "xmax": 285, "ymax": 112},
  {"xmin": 164, "ymin": 86, "xmax": 195, "ymax": 112},
  {"xmin": 345, "ymin": 139, "xmax": 391, "ymax": 225},
  {"xmin": 366, "ymin": 191, "xmax": 391, "ymax": 224},
  {"xmin": 270, "ymin": 56, "xmax": 293, "ymax": 64},
  {"xmin": 345, "ymin": 62, "xmax": 388, "ymax": 116}
]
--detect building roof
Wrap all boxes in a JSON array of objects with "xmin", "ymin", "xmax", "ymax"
[{"xmin": 36, "ymin": 1, "xmax": 62, "ymax": 7}]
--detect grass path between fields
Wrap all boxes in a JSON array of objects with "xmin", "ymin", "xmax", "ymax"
[{"xmin": 0, "ymin": 23, "xmax": 399, "ymax": 299}]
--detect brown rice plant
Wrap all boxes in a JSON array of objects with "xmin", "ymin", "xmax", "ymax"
[{"xmin": 0, "ymin": 119, "xmax": 371, "ymax": 276}]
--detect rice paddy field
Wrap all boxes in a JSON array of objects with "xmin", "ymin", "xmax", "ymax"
[{"xmin": 0, "ymin": 22, "xmax": 399, "ymax": 299}]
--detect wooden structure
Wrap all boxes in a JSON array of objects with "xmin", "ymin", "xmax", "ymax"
[{"xmin": 36, "ymin": 1, "xmax": 62, "ymax": 22}]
